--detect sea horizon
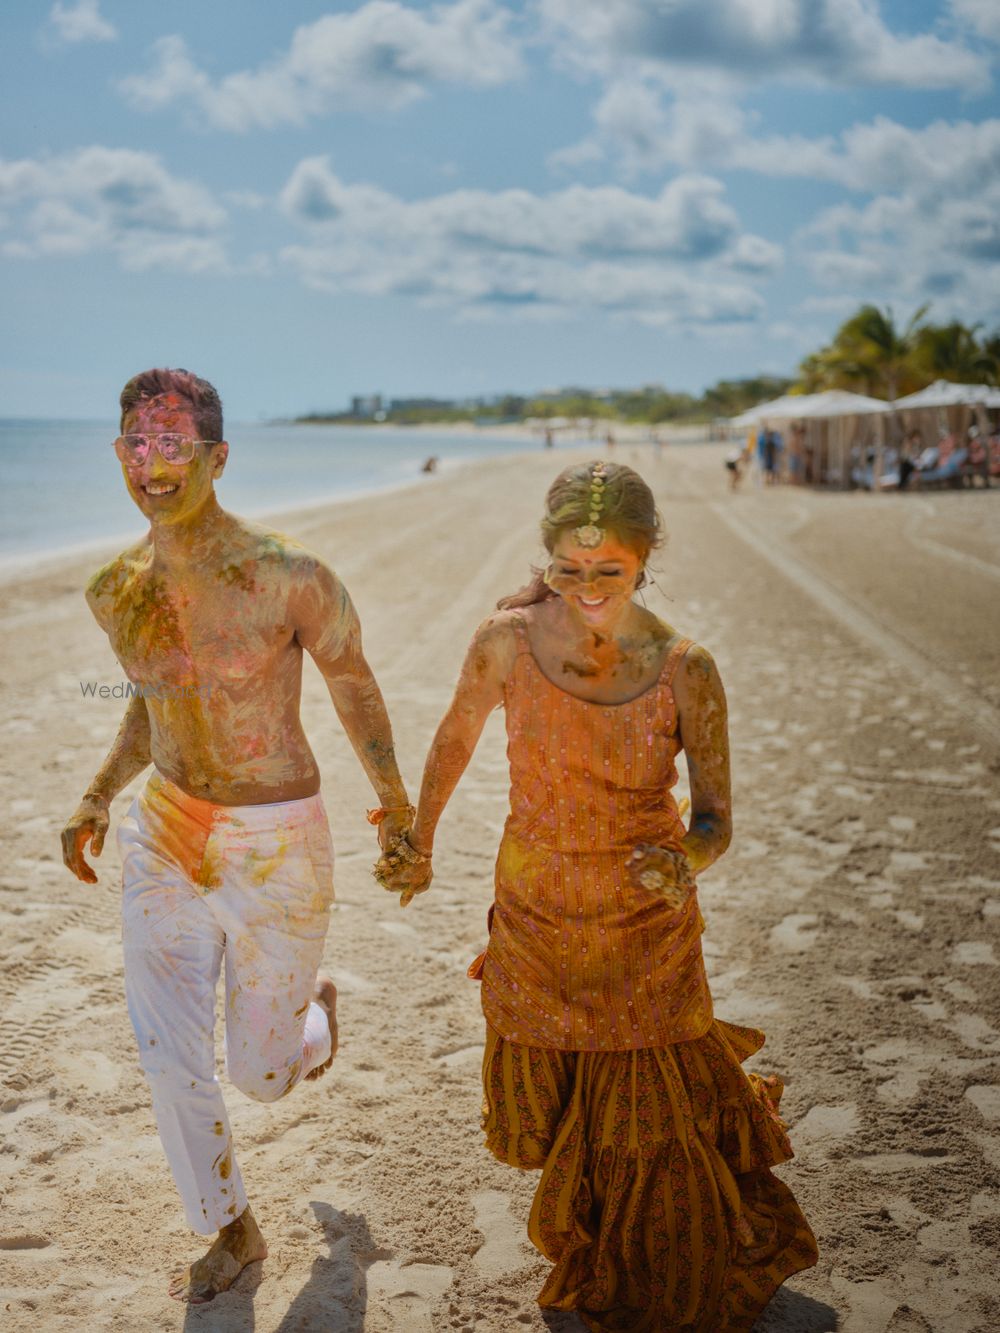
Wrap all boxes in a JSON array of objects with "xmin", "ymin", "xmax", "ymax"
[{"xmin": 0, "ymin": 417, "xmax": 545, "ymax": 574}]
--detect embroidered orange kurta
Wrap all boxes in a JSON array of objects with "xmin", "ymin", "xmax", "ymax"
[{"xmin": 481, "ymin": 618, "xmax": 714, "ymax": 1052}]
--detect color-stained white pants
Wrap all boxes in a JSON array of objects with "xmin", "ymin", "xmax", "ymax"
[{"xmin": 117, "ymin": 770, "xmax": 335, "ymax": 1235}]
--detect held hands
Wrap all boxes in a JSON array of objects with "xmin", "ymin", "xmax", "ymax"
[
  {"xmin": 375, "ymin": 807, "xmax": 413, "ymax": 853},
  {"xmin": 372, "ymin": 834, "xmax": 433, "ymax": 907},
  {"xmin": 628, "ymin": 843, "xmax": 696, "ymax": 911},
  {"xmin": 368, "ymin": 804, "xmax": 433, "ymax": 908},
  {"xmin": 61, "ymin": 794, "xmax": 110, "ymax": 884}
]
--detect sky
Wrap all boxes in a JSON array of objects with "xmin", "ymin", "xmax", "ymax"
[{"xmin": 3, "ymin": 0, "xmax": 999, "ymax": 419}]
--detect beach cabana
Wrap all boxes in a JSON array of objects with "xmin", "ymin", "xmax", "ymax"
[
  {"xmin": 893, "ymin": 380, "xmax": 1000, "ymax": 409},
  {"xmin": 892, "ymin": 380, "xmax": 1000, "ymax": 460},
  {"xmin": 729, "ymin": 394, "xmax": 818, "ymax": 428},
  {"xmin": 731, "ymin": 390, "xmax": 891, "ymax": 487}
]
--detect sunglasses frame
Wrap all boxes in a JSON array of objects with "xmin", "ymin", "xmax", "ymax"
[{"xmin": 113, "ymin": 433, "xmax": 221, "ymax": 466}]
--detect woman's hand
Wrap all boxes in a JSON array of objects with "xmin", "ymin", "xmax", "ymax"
[
  {"xmin": 628, "ymin": 844, "xmax": 696, "ymax": 910},
  {"xmin": 372, "ymin": 833, "xmax": 433, "ymax": 908}
]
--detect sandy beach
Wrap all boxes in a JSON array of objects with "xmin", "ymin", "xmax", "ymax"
[{"xmin": 1, "ymin": 442, "xmax": 999, "ymax": 1332}]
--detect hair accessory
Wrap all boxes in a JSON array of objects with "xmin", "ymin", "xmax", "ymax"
[{"xmin": 574, "ymin": 461, "xmax": 608, "ymax": 548}]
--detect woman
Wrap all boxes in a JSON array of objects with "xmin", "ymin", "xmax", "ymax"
[{"xmin": 375, "ymin": 461, "xmax": 818, "ymax": 1330}]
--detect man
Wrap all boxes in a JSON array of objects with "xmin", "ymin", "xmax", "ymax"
[{"xmin": 60, "ymin": 368, "xmax": 412, "ymax": 1302}]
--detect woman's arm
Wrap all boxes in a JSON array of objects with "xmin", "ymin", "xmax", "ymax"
[
  {"xmin": 409, "ymin": 615, "xmax": 515, "ymax": 856},
  {"xmin": 674, "ymin": 643, "xmax": 732, "ymax": 874}
]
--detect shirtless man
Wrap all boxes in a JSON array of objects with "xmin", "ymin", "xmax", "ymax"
[{"xmin": 60, "ymin": 368, "xmax": 411, "ymax": 1302}]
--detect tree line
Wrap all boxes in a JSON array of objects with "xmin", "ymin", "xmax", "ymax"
[{"xmin": 296, "ymin": 307, "xmax": 998, "ymax": 426}]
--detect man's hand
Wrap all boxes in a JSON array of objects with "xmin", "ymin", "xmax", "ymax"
[
  {"xmin": 628, "ymin": 844, "xmax": 696, "ymax": 911},
  {"xmin": 61, "ymin": 794, "xmax": 110, "ymax": 884},
  {"xmin": 373, "ymin": 835, "xmax": 433, "ymax": 908},
  {"xmin": 377, "ymin": 807, "xmax": 414, "ymax": 852}
]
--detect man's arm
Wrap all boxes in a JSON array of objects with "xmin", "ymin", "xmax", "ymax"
[
  {"xmin": 291, "ymin": 559, "xmax": 409, "ymax": 840},
  {"xmin": 62, "ymin": 691, "xmax": 152, "ymax": 884},
  {"xmin": 62, "ymin": 566, "xmax": 153, "ymax": 884}
]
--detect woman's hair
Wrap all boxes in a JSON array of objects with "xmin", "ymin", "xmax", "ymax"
[{"xmin": 497, "ymin": 461, "xmax": 664, "ymax": 610}]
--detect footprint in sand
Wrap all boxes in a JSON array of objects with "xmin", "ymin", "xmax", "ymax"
[
  {"xmin": 769, "ymin": 913, "xmax": 819, "ymax": 952},
  {"xmin": 951, "ymin": 1013, "xmax": 1000, "ymax": 1053},
  {"xmin": 829, "ymin": 1268, "xmax": 900, "ymax": 1333},
  {"xmin": 433, "ymin": 1043, "xmax": 484, "ymax": 1071},
  {"xmin": 378, "ymin": 920, "xmax": 420, "ymax": 942},
  {"xmin": 893, "ymin": 910, "xmax": 924, "ymax": 931},
  {"xmin": 888, "ymin": 851, "xmax": 928, "ymax": 873},
  {"xmin": 329, "ymin": 966, "xmax": 374, "ymax": 995},
  {"xmin": 471, "ymin": 1190, "xmax": 530, "ymax": 1279},
  {"xmin": 951, "ymin": 941, "xmax": 997, "ymax": 966},
  {"xmin": 366, "ymin": 1257, "xmax": 454, "ymax": 1332},
  {"xmin": 0, "ymin": 1234, "xmax": 51, "ymax": 1250},
  {"xmin": 965, "ymin": 1085, "xmax": 1000, "ymax": 1122},
  {"xmin": 50, "ymin": 1048, "xmax": 120, "ymax": 1095},
  {"xmin": 791, "ymin": 1103, "xmax": 860, "ymax": 1155},
  {"xmin": 854, "ymin": 1149, "xmax": 957, "ymax": 1173}
]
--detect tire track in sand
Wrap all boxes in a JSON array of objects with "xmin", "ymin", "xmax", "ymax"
[{"xmin": 708, "ymin": 500, "xmax": 1000, "ymax": 750}]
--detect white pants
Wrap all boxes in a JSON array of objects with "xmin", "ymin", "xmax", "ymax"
[{"xmin": 117, "ymin": 770, "xmax": 335, "ymax": 1235}]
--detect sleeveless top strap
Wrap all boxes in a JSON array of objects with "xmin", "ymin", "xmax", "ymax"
[{"xmin": 661, "ymin": 635, "xmax": 695, "ymax": 687}]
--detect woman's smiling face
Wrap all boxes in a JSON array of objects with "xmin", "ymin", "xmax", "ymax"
[{"xmin": 548, "ymin": 529, "xmax": 644, "ymax": 628}]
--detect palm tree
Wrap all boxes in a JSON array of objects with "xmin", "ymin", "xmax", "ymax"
[
  {"xmin": 797, "ymin": 304, "xmax": 929, "ymax": 398},
  {"xmin": 831, "ymin": 303, "xmax": 929, "ymax": 399},
  {"xmin": 911, "ymin": 321, "xmax": 996, "ymax": 384}
]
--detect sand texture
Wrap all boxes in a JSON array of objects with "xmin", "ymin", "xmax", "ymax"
[{"xmin": 1, "ymin": 444, "xmax": 998, "ymax": 1331}]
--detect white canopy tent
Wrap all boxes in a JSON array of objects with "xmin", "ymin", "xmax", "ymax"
[
  {"xmin": 892, "ymin": 379, "xmax": 1000, "ymax": 409},
  {"xmin": 733, "ymin": 389, "xmax": 890, "ymax": 425},
  {"xmin": 730, "ymin": 390, "xmax": 892, "ymax": 487},
  {"xmin": 729, "ymin": 394, "xmax": 813, "ymax": 428}
]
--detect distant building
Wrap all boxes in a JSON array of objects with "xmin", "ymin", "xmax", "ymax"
[{"xmin": 350, "ymin": 394, "xmax": 384, "ymax": 418}]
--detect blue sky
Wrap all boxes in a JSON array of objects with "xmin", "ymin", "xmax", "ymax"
[{"xmin": 3, "ymin": 0, "xmax": 999, "ymax": 419}]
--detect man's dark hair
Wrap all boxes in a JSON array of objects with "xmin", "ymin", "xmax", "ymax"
[{"xmin": 119, "ymin": 368, "xmax": 223, "ymax": 442}]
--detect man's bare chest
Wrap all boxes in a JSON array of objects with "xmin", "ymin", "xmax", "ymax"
[{"xmin": 110, "ymin": 570, "xmax": 296, "ymax": 688}]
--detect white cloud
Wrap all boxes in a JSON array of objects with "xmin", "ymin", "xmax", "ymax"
[
  {"xmin": 120, "ymin": 0, "xmax": 523, "ymax": 130},
  {"xmin": 950, "ymin": 0, "xmax": 1000, "ymax": 43},
  {"xmin": 556, "ymin": 79, "xmax": 1000, "ymax": 205},
  {"xmin": 0, "ymin": 147, "xmax": 229, "ymax": 272},
  {"xmin": 277, "ymin": 157, "xmax": 777, "ymax": 322},
  {"xmin": 796, "ymin": 180, "xmax": 1000, "ymax": 323},
  {"xmin": 540, "ymin": 0, "xmax": 990, "ymax": 92},
  {"xmin": 48, "ymin": 0, "xmax": 117, "ymax": 44}
]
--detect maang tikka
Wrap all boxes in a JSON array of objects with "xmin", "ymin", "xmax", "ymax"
[{"xmin": 573, "ymin": 461, "xmax": 608, "ymax": 549}]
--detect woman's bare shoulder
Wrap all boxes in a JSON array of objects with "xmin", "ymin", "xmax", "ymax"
[
  {"xmin": 672, "ymin": 638, "xmax": 725, "ymax": 710},
  {"xmin": 470, "ymin": 608, "xmax": 522, "ymax": 672}
]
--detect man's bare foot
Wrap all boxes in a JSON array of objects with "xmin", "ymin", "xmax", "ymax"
[
  {"xmin": 168, "ymin": 1205, "xmax": 267, "ymax": 1304},
  {"xmin": 305, "ymin": 976, "xmax": 338, "ymax": 1081}
]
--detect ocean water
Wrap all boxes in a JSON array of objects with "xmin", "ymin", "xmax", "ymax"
[{"xmin": 0, "ymin": 418, "xmax": 542, "ymax": 568}]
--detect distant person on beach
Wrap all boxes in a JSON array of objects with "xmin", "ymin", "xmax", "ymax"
[
  {"xmin": 375, "ymin": 461, "xmax": 818, "ymax": 1329},
  {"xmin": 898, "ymin": 430, "xmax": 921, "ymax": 491},
  {"xmin": 60, "ymin": 368, "xmax": 411, "ymax": 1303},
  {"xmin": 724, "ymin": 443, "xmax": 745, "ymax": 489},
  {"xmin": 763, "ymin": 427, "xmax": 782, "ymax": 484},
  {"xmin": 544, "ymin": 426, "xmax": 554, "ymax": 449},
  {"xmin": 422, "ymin": 454, "xmax": 439, "ymax": 473}
]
